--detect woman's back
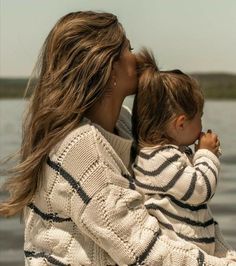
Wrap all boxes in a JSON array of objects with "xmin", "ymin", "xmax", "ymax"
[{"xmin": 24, "ymin": 107, "xmax": 135, "ymax": 265}]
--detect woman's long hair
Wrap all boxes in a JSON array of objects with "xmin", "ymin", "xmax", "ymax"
[
  {"xmin": 132, "ymin": 48, "xmax": 204, "ymax": 148},
  {"xmin": 0, "ymin": 11, "xmax": 126, "ymax": 217}
]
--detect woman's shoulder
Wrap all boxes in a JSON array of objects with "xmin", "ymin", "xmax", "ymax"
[
  {"xmin": 49, "ymin": 112, "xmax": 133, "ymax": 165},
  {"xmin": 49, "ymin": 119, "xmax": 99, "ymax": 160},
  {"xmin": 60, "ymin": 104, "xmax": 132, "ymax": 151},
  {"xmin": 47, "ymin": 115, "xmax": 132, "ymax": 178}
]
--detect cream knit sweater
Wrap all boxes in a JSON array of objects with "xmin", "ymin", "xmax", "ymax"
[
  {"xmin": 23, "ymin": 106, "xmax": 235, "ymax": 266},
  {"xmin": 133, "ymin": 144, "xmax": 236, "ymax": 259}
]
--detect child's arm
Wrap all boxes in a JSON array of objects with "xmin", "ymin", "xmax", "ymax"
[
  {"xmin": 134, "ymin": 146, "xmax": 220, "ymax": 206},
  {"xmin": 190, "ymin": 148, "xmax": 220, "ymax": 204}
]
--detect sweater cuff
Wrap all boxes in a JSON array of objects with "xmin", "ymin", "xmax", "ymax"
[{"xmin": 193, "ymin": 149, "xmax": 220, "ymax": 168}]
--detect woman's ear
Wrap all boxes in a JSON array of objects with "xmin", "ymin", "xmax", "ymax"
[
  {"xmin": 109, "ymin": 67, "xmax": 117, "ymax": 88},
  {"xmin": 112, "ymin": 60, "xmax": 119, "ymax": 75}
]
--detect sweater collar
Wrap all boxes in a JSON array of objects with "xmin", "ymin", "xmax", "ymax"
[
  {"xmin": 83, "ymin": 117, "xmax": 133, "ymax": 169},
  {"xmin": 95, "ymin": 123, "xmax": 133, "ymax": 169}
]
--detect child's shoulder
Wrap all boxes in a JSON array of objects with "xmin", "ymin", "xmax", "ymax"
[
  {"xmin": 138, "ymin": 144, "xmax": 184, "ymax": 159},
  {"xmin": 139, "ymin": 144, "xmax": 176, "ymax": 154},
  {"xmin": 135, "ymin": 144, "xmax": 192, "ymax": 171}
]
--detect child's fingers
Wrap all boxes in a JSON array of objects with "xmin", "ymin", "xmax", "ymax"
[{"xmin": 206, "ymin": 130, "xmax": 219, "ymax": 143}]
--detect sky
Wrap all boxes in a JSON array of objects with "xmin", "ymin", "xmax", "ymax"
[{"xmin": 0, "ymin": 0, "xmax": 236, "ymax": 77}]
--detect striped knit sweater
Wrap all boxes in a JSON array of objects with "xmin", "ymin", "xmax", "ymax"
[
  {"xmin": 133, "ymin": 144, "xmax": 236, "ymax": 260},
  {"xmin": 23, "ymin": 106, "xmax": 236, "ymax": 265}
]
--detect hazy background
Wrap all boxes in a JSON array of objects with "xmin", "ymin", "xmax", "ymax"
[
  {"xmin": 0, "ymin": 1, "xmax": 236, "ymax": 265},
  {"xmin": 1, "ymin": 0, "xmax": 236, "ymax": 78}
]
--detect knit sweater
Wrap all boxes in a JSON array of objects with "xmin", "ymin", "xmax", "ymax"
[
  {"xmin": 133, "ymin": 144, "xmax": 236, "ymax": 260},
  {"xmin": 23, "ymin": 106, "xmax": 236, "ymax": 266}
]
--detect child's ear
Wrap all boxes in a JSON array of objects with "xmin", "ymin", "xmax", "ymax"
[{"xmin": 175, "ymin": 115, "xmax": 187, "ymax": 131}]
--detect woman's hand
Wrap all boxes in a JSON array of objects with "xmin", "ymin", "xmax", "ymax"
[{"xmin": 195, "ymin": 129, "xmax": 221, "ymax": 157}]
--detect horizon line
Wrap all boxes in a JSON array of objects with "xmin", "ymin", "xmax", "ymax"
[{"xmin": 1, "ymin": 71, "xmax": 236, "ymax": 79}]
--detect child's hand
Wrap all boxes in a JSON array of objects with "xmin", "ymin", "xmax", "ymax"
[{"xmin": 195, "ymin": 129, "xmax": 221, "ymax": 157}]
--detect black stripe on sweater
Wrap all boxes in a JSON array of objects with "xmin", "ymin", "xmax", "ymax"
[
  {"xmin": 146, "ymin": 203, "xmax": 214, "ymax": 227},
  {"xmin": 158, "ymin": 220, "xmax": 215, "ymax": 244},
  {"xmin": 181, "ymin": 172, "xmax": 197, "ymax": 201},
  {"xmin": 163, "ymin": 167, "xmax": 185, "ymax": 191},
  {"xmin": 123, "ymin": 174, "xmax": 136, "ymax": 190},
  {"xmin": 196, "ymin": 167, "xmax": 212, "ymax": 202},
  {"xmin": 195, "ymin": 161, "xmax": 218, "ymax": 184},
  {"xmin": 159, "ymin": 194, "xmax": 207, "ymax": 211},
  {"xmin": 197, "ymin": 250, "xmax": 205, "ymax": 266},
  {"xmin": 134, "ymin": 167, "xmax": 185, "ymax": 193},
  {"xmin": 47, "ymin": 157, "xmax": 91, "ymax": 205},
  {"xmin": 28, "ymin": 203, "xmax": 72, "ymax": 223},
  {"xmin": 138, "ymin": 145, "xmax": 181, "ymax": 159},
  {"xmin": 135, "ymin": 178, "xmax": 164, "ymax": 193},
  {"xmin": 24, "ymin": 250, "xmax": 70, "ymax": 266},
  {"xmin": 129, "ymin": 229, "xmax": 161, "ymax": 266},
  {"xmin": 134, "ymin": 153, "xmax": 181, "ymax": 176}
]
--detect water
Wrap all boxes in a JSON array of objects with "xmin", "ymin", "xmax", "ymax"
[{"xmin": 0, "ymin": 98, "xmax": 236, "ymax": 265}]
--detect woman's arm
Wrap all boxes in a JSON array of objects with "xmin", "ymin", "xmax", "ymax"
[
  {"xmin": 54, "ymin": 138, "xmax": 231, "ymax": 265},
  {"xmin": 70, "ymin": 167, "xmax": 234, "ymax": 265}
]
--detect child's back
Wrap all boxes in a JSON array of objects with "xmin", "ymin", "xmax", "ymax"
[{"xmin": 134, "ymin": 143, "xmax": 218, "ymax": 255}]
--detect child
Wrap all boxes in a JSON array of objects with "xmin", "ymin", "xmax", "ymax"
[{"xmin": 132, "ymin": 49, "xmax": 236, "ymax": 260}]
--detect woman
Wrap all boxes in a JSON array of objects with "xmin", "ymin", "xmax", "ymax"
[{"xmin": 0, "ymin": 11, "xmax": 233, "ymax": 265}]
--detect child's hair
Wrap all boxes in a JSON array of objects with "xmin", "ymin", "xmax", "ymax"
[{"xmin": 132, "ymin": 49, "xmax": 204, "ymax": 148}]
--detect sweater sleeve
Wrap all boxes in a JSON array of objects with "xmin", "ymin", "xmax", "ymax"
[
  {"xmin": 58, "ymin": 138, "xmax": 232, "ymax": 266},
  {"xmin": 134, "ymin": 148, "xmax": 220, "ymax": 206},
  {"xmin": 71, "ymin": 173, "xmax": 235, "ymax": 265},
  {"xmin": 191, "ymin": 149, "xmax": 220, "ymax": 203}
]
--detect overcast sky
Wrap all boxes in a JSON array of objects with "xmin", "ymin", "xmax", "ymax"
[{"xmin": 1, "ymin": 0, "xmax": 236, "ymax": 77}]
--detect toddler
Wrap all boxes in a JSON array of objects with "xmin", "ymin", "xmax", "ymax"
[{"xmin": 132, "ymin": 49, "xmax": 236, "ymax": 260}]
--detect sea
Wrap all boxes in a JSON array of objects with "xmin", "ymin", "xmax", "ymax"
[{"xmin": 0, "ymin": 97, "xmax": 235, "ymax": 265}]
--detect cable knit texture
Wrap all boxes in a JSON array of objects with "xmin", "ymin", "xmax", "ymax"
[
  {"xmin": 23, "ymin": 106, "xmax": 236, "ymax": 266},
  {"xmin": 133, "ymin": 144, "xmax": 236, "ymax": 261}
]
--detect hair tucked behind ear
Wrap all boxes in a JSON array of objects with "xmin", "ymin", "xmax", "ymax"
[
  {"xmin": 132, "ymin": 48, "xmax": 204, "ymax": 149},
  {"xmin": 0, "ymin": 11, "xmax": 126, "ymax": 217}
]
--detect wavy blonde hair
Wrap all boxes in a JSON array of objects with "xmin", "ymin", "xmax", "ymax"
[
  {"xmin": 0, "ymin": 11, "xmax": 126, "ymax": 217},
  {"xmin": 132, "ymin": 49, "xmax": 204, "ymax": 148}
]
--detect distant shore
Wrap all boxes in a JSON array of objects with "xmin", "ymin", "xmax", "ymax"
[{"xmin": 1, "ymin": 73, "xmax": 236, "ymax": 99}]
